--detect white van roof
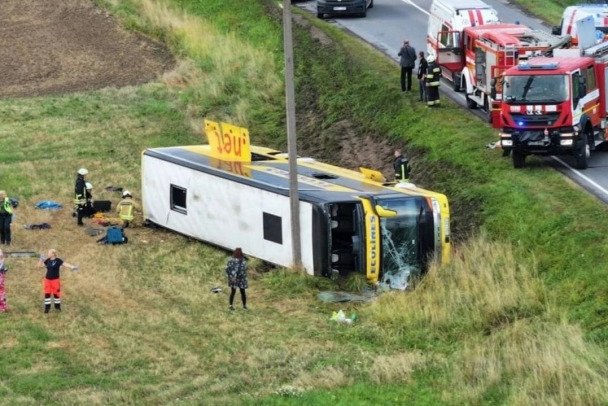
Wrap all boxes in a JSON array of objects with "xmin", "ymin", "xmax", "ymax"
[{"xmin": 435, "ymin": 0, "xmax": 495, "ymax": 11}]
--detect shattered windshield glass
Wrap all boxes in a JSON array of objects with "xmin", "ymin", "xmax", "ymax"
[
  {"xmin": 375, "ymin": 196, "xmax": 426, "ymax": 290},
  {"xmin": 503, "ymin": 74, "xmax": 568, "ymax": 103}
]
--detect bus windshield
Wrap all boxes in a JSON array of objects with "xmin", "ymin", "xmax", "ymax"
[
  {"xmin": 503, "ymin": 74, "xmax": 568, "ymax": 104},
  {"xmin": 374, "ymin": 196, "xmax": 429, "ymax": 290}
]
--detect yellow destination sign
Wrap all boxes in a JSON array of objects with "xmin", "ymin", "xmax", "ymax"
[{"xmin": 204, "ymin": 119, "xmax": 251, "ymax": 162}]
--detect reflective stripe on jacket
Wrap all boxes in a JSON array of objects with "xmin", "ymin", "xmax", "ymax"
[
  {"xmin": 426, "ymin": 63, "xmax": 441, "ymax": 87},
  {"xmin": 1, "ymin": 198, "xmax": 12, "ymax": 215}
]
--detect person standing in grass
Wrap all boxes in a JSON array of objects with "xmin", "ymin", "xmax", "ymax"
[
  {"xmin": 38, "ymin": 249, "xmax": 79, "ymax": 313},
  {"xmin": 0, "ymin": 249, "xmax": 8, "ymax": 312},
  {"xmin": 226, "ymin": 247, "xmax": 248, "ymax": 311},
  {"xmin": 417, "ymin": 51, "xmax": 428, "ymax": 102},
  {"xmin": 393, "ymin": 149, "xmax": 411, "ymax": 182},
  {"xmin": 74, "ymin": 168, "xmax": 88, "ymax": 226},
  {"xmin": 398, "ymin": 39, "xmax": 417, "ymax": 92},
  {"xmin": 0, "ymin": 190, "xmax": 13, "ymax": 246}
]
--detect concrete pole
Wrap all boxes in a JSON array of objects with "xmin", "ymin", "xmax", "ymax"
[{"xmin": 282, "ymin": 0, "xmax": 302, "ymax": 269}]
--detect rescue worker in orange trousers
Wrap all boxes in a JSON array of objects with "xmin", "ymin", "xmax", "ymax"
[{"xmin": 38, "ymin": 249, "xmax": 79, "ymax": 313}]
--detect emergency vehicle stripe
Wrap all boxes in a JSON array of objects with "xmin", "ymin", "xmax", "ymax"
[
  {"xmin": 476, "ymin": 10, "xmax": 484, "ymax": 25},
  {"xmin": 566, "ymin": 9, "xmax": 577, "ymax": 35},
  {"xmin": 468, "ymin": 10, "xmax": 475, "ymax": 26},
  {"xmin": 545, "ymin": 105, "xmax": 557, "ymax": 112}
]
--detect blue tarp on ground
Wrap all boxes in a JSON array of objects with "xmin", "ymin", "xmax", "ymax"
[{"xmin": 35, "ymin": 201, "xmax": 63, "ymax": 210}]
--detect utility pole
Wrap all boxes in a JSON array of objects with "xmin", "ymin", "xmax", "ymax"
[{"xmin": 282, "ymin": 0, "xmax": 302, "ymax": 269}]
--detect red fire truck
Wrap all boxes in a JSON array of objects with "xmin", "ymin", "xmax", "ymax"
[
  {"xmin": 430, "ymin": 23, "xmax": 570, "ymax": 126},
  {"xmin": 498, "ymin": 41, "xmax": 608, "ymax": 169}
]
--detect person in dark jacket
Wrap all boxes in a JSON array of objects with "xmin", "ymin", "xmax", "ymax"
[
  {"xmin": 74, "ymin": 168, "xmax": 88, "ymax": 226},
  {"xmin": 426, "ymin": 55, "xmax": 441, "ymax": 107},
  {"xmin": 0, "ymin": 191, "xmax": 13, "ymax": 246},
  {"xmin": 398, "ymin": 40, "xmax": 417, "ymax": 92},
  {"xmin": 226, "ymin": 247, "xmax": 248, "ymax": 311},
  {"xmin": 393, "ymin": 149, "xmax": 410, "ymax": 182},
  {"xmin": 417, "ymin": 51, "xmax": 428, "ymax": 102},
  {"xmin": 38, "ymin": 249, "xmax": 79, "ymax": 313}
]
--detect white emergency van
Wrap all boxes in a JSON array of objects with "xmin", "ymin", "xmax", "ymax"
[
  {"xmin": 552, "ymin": 4, "xmax": 608, "ymax": 44},
  {"xmin": 427, "ymin": 0, "xmax": 499, "ymax": 64}
]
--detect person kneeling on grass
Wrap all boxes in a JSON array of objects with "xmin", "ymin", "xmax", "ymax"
[{"xmin": 38, "ymin": 249, "xmax": 79, "ymax": 313}]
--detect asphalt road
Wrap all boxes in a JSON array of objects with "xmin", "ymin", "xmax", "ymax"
[{"xmin": 295, "ymin": 0, "xmax": 608, "ymax": 205}]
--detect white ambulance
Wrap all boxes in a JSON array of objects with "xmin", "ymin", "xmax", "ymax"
[
  {"xmin": 552, "ymin": 4, "xmax": 608, "ymax": 44},
  {"xmin": 427, "ymin": 0, "xmax": 500, "ymax": 72}
]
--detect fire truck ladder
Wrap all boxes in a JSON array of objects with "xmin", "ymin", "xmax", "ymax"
[
  {"xmin": 518, "ymin": 30, "xmax": 572, "ymax": 55},
  {"xmin": 582, "ymin": 41, "xmax": 608, "ymax": 61}
]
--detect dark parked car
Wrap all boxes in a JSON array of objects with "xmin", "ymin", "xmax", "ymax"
[{"xmin": 317, "ymin": 0, "xmax": 374, "ymax": 19}]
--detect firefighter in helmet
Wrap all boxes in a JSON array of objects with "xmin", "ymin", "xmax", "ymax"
[
  {"xmin": 116, "ymin": 190, "xmax": 140, "ymax": 228},
  {"xmin": 393, "ymin": 149, "xmax": 411, "ymax": 182},
  {"xmin": 74, "ymin": 168, "xmax": 88, "ymax": 226},
  {"xmin": 425, "ymin": 55, "xmax": 441, "ymax": 107}
]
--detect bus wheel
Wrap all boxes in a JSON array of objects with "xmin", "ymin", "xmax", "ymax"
[
  {"xmin": 513, "ymin": 150, "xmax": 525, "ymax": 168},
  {"xmin": 575, "ymin": 132, "xmax": 589, "ymax": 170}
]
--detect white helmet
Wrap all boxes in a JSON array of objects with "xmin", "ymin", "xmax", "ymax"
[
  {"xmin": 122, "ymin": 190, "xmax": 132, "ymax": 198},
  {"xmin": 78, "ymin": 168, "xmax": 88, "ymax": 176},
  {"xmin": 427, "ymin": 55, "xmax": 436, "ymax": 63},
  {"xmin": 85, "ymin": 182, "xmax": 93, "ymax": 190}
]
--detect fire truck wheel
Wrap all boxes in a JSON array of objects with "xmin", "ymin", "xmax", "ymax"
[
  {"xmin": 574, "ymin": 133, "xmax": 589, "ymax": 170},
  {"xmin": 512, "ymin": 150, "xmax": 525, "ymax": 169},
  {"xmin": 466, "ymin": 94, "xmax": 476, "ymax": 109},
  {"xmin": 452, "ymin": 74, "xmax": 461, "ymax": 92}
]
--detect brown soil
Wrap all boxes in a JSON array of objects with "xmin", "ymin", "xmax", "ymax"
[{"xmin": 0, "ymin": 0, "xmax": 174, "ymax": 99}]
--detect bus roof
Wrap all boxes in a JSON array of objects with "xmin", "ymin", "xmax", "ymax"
[{"xmin": 143, "ymin": 145, "xmax": 444, "ymax": 203}]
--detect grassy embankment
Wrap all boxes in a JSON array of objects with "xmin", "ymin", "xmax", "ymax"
[
  {"xmin": 1, "ymin": 0, "xmax": 608, "ymax": 404},
  {"xmin": 510, "ymin": 0, "xmax": 583, "ymax": 26}
]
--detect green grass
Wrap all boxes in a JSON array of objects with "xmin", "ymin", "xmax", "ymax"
[
  {"xmin": 509, "ymin": 0, "xmax": 586, "ymax": 26},
  {"xmin": 2, "ymin": 0, "xmax": 608, "ymax": 404}
]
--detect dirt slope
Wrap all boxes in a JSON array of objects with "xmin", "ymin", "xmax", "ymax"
[{"xmin": 0, "ymin": 0, "xmax": 174, "ymax": 98}]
